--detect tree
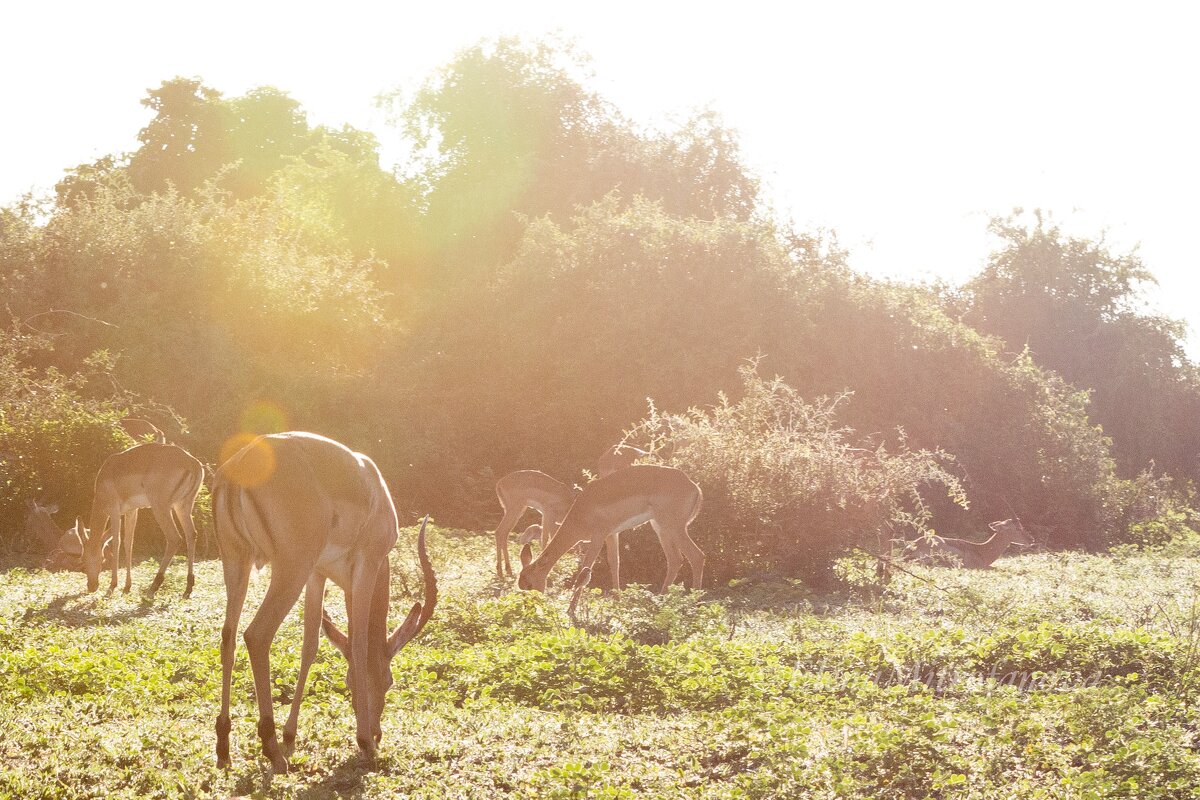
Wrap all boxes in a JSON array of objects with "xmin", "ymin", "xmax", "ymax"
[
  {"xmin": 961, "ymin": 211, "xmax": 1200, "ymax": 480},
  {"xmin": 129, "ymin": 79, "xmax": 316, "ymax": 200},
  {"xmin": 129, "ymin": 78, "xmax": 233, "ymax": 196},
  {"xmin": 391, "ymin": 37, "xmax": 761, "ymax": 278}
]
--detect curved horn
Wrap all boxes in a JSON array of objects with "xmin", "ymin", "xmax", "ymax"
[{"xmin": 387, "ymin": 515, "xmax": 437, "ymax": 657}]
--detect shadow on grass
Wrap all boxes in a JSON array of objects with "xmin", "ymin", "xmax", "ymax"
[
  {"xmin": 229, "ymin": 752, "xmax": 374, "ymax": 799},
  {"xmin": 23, "ymin": 591, "xmax": 160, "ymax": 628},
  {"xmin": 20, "ymin": 566, "xmax": 175, "ymax": 628}
]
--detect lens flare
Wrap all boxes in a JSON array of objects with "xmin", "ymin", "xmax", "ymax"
[
  {"xmin": 219, "ymin": 432, "xmax": 277, "ymax": 488},
  {"xmin": 240, "ymin": 400, "xmax": 288, "ymax": 435}
]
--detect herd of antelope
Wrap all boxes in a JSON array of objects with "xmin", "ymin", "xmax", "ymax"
[{"xmin": 17, "ymin": 421, "xmax": 1032, "ymax": 771}]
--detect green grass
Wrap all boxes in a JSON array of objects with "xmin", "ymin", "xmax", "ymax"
[{"xmin": 1, "ymin": 527, "xmax": 1199, "ymax": 798}]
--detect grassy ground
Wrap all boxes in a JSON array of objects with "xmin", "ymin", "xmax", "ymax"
[{"xmin": 1, "ymin": 526, "xmax": 1198, "ymax": 799}]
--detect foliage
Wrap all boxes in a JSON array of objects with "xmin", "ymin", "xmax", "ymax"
[
  {"xmin": 625, "ymin": 363, "xmax": 967, "ymax": 584},
  {"xmin": 0, "ymin": 326, "xmax": 137, "ymax": 549},
  {"xmin": 1, "ymin": 34, "xmax": 1191, "ymax": 566},
  {"xmin": 392, "ymin": 37, "xmax": 760, "ymax": 275},
  {"xmin": 958, "ymin": 210, "xmax": 1200, "ymax": 482}
]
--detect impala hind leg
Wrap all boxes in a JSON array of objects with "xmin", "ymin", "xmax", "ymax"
[
  {"xmin": 105, "ymin": 503, "xmax": 122, "ymax": 592},
  {"xmin": 651, "ymin": 520, "xmax": 705, "ymax": 592},
  {"xmin": 651, "ymin": 520, "xmax": 684, "ymax": 593},
  {"xmin": 244, "ymin": 564, "xmax": 310, "ymax": 773},
  {"xmin": 121, "ymin": 510, "xmax": 138, "ymax": 593},
  {"xmin": 216, "ymin": 554, "xmax": 251, "ymax": 769},
  {"xmin": 283, "ymin": 575, "xmax": 325, "ymax": 756},
  {"xmin": 493, "ymin": 504, "xmax": 525, "ymax": 577},
  {"xmin": 173, "ymin": 500, "xmax": 200, "ymax": 598},
  {"xmin": 677, "ymin": 526, "xmax": 705, "ymax": 590},
  {"xmin": 146, "ymin": 503, "xmax": 181, "ymax": 596},
  {"xmin": 604, "ymin": 532, "xmax": 621, "ymax": 591}
]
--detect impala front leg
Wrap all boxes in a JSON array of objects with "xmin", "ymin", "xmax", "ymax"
[
  {"xmin": 346, "ymin": 562, "xmax": 380, "ymax": 758},
  {"xmin": 283, "ymin": 576, "xmax": 325, "ymax": 756}
]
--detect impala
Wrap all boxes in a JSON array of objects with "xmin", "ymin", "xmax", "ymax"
[
  {"xmin": 908, "ymin": 518, "xmax": 1034, "ymax": 569},
  {"xmin": 492, "ymin": 470, "xmax": 580, "ymax": 577},
  {"xmin": 213, "ymin": 432, "xmax": 436, "ymax": 772},
  {"xmin": 24, "ymin": 499, "xmax": 64, "ymax": 554},
  {"xmin": 80, "ymin": 442, "xmax": 205, "ymax": 597},
  {"xmin": 25, "ymin": 500, "xmax": 96, "ymax": 572},
  {"xmin": 597, "ymin": 444, "xmax": 650, "ymax": 477},
  {"xmin": 519, "ymin": 464, "xmax": 704, "ymax": 594}
]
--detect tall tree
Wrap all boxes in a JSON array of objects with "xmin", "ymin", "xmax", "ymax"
[
  {"xmin": 129, "ymin": 78, "xmax": 233, "ymax": 196},
  {"xmin": 961, "ymin": 211, "xmax": 1200, "ymax": 479},
  {"xmin": 392, "ymin": 37, "xmax": 760, "ymax": 276}
]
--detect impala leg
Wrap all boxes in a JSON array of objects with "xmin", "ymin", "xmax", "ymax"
[
  {"xmin": 107, "ymin": 503, "xmax": 122, "ymax": 592},
  {"xmin": 217, "ymin": 553, "xmax": 251, "ymax": 769},
  {"xmin": 650, "ymin": 520, "xmax": 683, "ymax": 593},
  {"xmin": 121, "ymin": 510, "xmax": 138, "ymax": 593},
  {"xmin": 344, "ymin": 561, "xmax": 382, "ymax": 757},
  {"xmin": 283, "ymin": 575, "xmax": 325, "ymax": 756},
  {"xmin": 676, "ymin": 525, "xmax": 705, "ymax": 590},
  {"xmin": 244, "ymin": 565, "xmax": 309, "ymax": 773},
  {"xmin": 541, "ymin": 511, "xmax": 561, "ymax": 547},
  {"xmin": 173, "ymin": 500, "xmax": 199, "ymax": 599},
  {"xmin": 604, "ymin": 531, "xmax": 621, "ymax": 591},
  {"xmin": 576, "ymin": 535, "xmax": 609, "ymax": 587},
  {"xmin": 493, "ymin": 505, "xmax": 524, "ymax": 577},
  {"xmin": 146, "ymin": 503, "xmax": 180, "ymax": 596}
]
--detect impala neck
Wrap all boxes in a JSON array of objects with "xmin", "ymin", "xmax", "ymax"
[
  {"xmin": 971, "ymin": 531, "xmax": 1013, "ymax": 567},
  {"xmin": 531, "ymin": 515, "xmax": 587, "ymax": 578}
]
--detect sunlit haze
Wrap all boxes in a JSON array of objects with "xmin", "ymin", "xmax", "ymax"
[{"xmin": 4, "ymin": 1, "xmax": 1197, "ymax": 352}]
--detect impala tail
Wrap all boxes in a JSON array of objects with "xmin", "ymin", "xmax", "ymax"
[{"xmin": 212, "ymin": 480, "xmax": 268, "ymax": 570}]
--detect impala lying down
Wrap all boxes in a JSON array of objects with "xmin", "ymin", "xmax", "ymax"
[
  {"xmin": 213, "ymin": 432, "xmax": 436, "ymax": 772},
  {"xmin": 908, "ymin": 518, "xmax": 1034, "ymax": 568}
]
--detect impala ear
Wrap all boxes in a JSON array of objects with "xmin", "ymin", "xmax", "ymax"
[
  {"xmin": 520, "ymin": 543, "xmax": 533, "ymax": 569},
  {"xmin": 321, "ymin": 611, "xmax": 350, "ymax": 658},
  {"xmin": 518, "ymin": 524, "xmax": 541, "ymax": 547}
]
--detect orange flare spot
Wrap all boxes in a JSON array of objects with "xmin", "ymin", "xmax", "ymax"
[{"xmin": 219, "ymin": 433, "xmax": 277, "ymax": 488}]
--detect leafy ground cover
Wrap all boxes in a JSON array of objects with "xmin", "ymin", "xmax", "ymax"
[{"xmin": 1, "ymin": 526, "xmax": 1198, "ymax": 798}]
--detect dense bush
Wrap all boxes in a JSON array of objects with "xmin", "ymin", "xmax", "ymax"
[
  {"xmin": 0, "ymin": 327, "xmax": 138, "ymax": 549},
  {"xmin": 622, "ymin": 363, "xmax": 966, "ymax": 584}
]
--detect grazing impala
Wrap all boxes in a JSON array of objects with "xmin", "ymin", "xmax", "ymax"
[
  {"xmin": 213, "ymin": 432, "xmax": 436, "ymax": 772},
  {"xmin": 519, "ymin": 464, "xmax": 704, "ymax": 594},
  {"xmin": 597, "ymin": 444, "xmax": 650, "ymax": 477},
  {"xmin": 492, "ymin": 470, "xmax": 580, "ymax": 577},
  {"xmin": 24, "ymin": 500, "xmax": 108, "ymax": 572},
  {"xmin": 908, "ymin": 519, "xmax": 1034, "ymax": 569},
  {"xmin": 79, "ymin": 443, "xmax": 204, "ymax": 597}
]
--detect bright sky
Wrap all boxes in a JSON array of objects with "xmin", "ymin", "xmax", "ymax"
[{"xmin": 4, "ymin": 2, "xmax": 1198, "ymax": 353}]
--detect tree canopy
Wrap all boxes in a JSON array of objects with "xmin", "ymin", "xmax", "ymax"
[{"xmin": 3, "ymin": 37, "xmax": 1197, "ymax": 578}]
